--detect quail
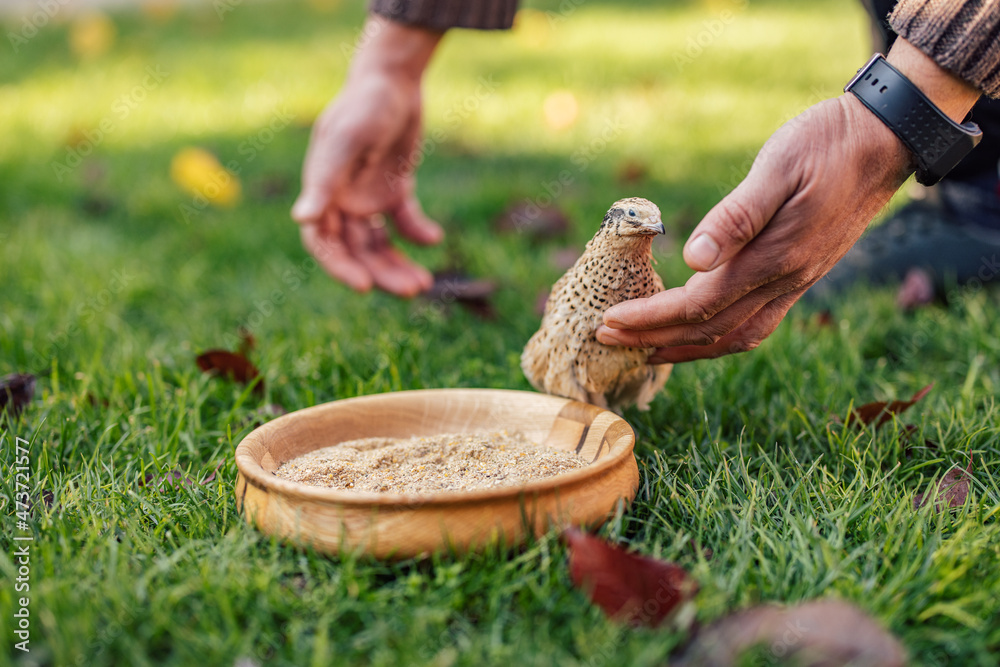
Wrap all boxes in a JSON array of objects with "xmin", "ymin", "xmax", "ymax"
[{"xmin": 521, "ymin": 197, "xmax": 672, "ymax": 412}]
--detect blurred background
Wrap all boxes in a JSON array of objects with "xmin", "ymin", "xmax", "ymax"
[{"xmin": 0, "ymin": 0, "xmax": 872, "ymax": 385}]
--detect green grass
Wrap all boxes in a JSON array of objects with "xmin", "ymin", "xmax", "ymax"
[{"xmin": 2, "ymin": 0, "xmax": 999, "ymax": 664}]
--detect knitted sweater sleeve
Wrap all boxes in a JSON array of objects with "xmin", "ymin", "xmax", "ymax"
[
  {"xmin": 890, "ymin": 0, "xmax": 1000, "ymax": 97},
  {"xmin": 369, "ymin": 0, "xmax": 518, "ymax": 30}
]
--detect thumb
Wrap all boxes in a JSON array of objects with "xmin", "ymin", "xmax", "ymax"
[
  {"xmin": 391, "ymin": 194, "xmax": 444, "ymax": 245},
  {"xmin": 684, "ymin": 158, "xmax": 792, "ymax": 271},
  {"xmin": 291, "ymin": 185, "xmax": 327, "ymax": 224},
  {"xmin": 292, "ymin": 125, "xmax": 358, "ymax": 225}
]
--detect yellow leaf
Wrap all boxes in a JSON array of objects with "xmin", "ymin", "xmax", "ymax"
[
  {"xmin": 69, "ymin": 13, "xmax": 116, "ymax": 60},
  {"xmin": 170, "ymin": 147, "xmax": 242, "ymax": 208}
]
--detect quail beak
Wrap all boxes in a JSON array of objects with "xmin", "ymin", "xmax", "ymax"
[{"xmin": 642, "ymin": 217, "xmax": 665, "ymax": 235}]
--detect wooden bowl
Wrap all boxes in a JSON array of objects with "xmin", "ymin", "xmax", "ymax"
[{"xmin": 234, "ymin": 388, "xmax": 639, "ymax": 559}]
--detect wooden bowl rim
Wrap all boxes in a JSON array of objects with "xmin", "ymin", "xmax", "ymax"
[{"xmin": 235, "ymin": 388, "xmax": 636, "ymax": 507}]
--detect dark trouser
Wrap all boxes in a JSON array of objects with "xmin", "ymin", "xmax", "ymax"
[{"xmin": 805, "ymin": 2, "xmax": 1000, "ymax": 300}]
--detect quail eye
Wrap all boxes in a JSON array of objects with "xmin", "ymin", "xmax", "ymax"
[{"xmin": 628, "ymin": 209, "xmax": 636, "ymax": 217}]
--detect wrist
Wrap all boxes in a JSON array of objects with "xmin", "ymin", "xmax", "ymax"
[
  {"xmin": 885, "ymin": 37, "xmax": 979, "ymax": 123},
  {"xmin": 839, "ymin": 92, "xmax": 915, "ymax": 181},
  {"xmin": 351, "ymin": 15, "xmax": 442, "ymax": 83}
]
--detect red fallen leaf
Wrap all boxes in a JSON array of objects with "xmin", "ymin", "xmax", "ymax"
[
  {"xmin": 493, "ymin": 200, "xmax": 570, "ymax": 239},
  {"xmin": 846, "ymin": 383, "xmax": 933, "ymax": 429},
  {"xmin": 196, "ymin": 350, "xmax": 262, "ymax": 392},
  {"xmin": 1, "ymin": 373, "xmax": 36, "ymax": 418},
  {"xmin": 914, "ymin": 454, "xmax": 973, "ymax": 510},
  {"xmin": 563, "ymin": 527, "xmax": 697, "ymax": 628},
  {"xmin": 677, "ymin": 599, "xmax": 906, "ymax": 667},
  {"xmin": 425, "ymin": 272, "xmax": 498, "ymax": 320},
  {"xmin": 616, "ymin": 159, "xmax": 648, "ymax": 185}
]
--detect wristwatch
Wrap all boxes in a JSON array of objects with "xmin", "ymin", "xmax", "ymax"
[{"xmin": 845, "ymin": 53, "xmax": 982, "ymax": 186}]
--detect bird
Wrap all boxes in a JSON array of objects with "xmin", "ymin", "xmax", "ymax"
[{"xmin": 521, "ymin": 197, "xmax": 672, "ymax": 413}]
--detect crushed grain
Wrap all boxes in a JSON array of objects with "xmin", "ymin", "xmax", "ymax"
[{"xmin": 275, "ymin": 430, "xmax": 588, "ymax": 493}]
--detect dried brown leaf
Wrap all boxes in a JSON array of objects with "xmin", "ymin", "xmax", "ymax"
[
  {"xmin": 196, "ymin": 350, "xmax": 262, "ymax": 391},
  {"xmin": 914, "ymin": 454, "xmax": 973, "ymax": 510},
  {"xmin": 616, "ymin": 159, "xmax": 648, "ymax": 185},
  {"xmin": 493, "ymin": 200, "xmax": 570, "ymax": 239},
  {"xmin": 425, "ymin": 273, "xmax": 498, "ymax": 320},
  {"xmin": 564, "ymin": 528, "xmax": 697, "ymax": 628},
  {"xmin": 678, "ymin": 599, "xmax": 906, "ymax": 667},
  {"xmin": 1, "ymin": 373, "xmax": 36, "ymax": 418},
  {"xmin": 846, "ymin": 384, "xmax": 933, "ymax": 429}
]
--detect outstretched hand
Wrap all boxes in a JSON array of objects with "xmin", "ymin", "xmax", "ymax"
[
  {"xmin": 597, "ymin": 94, "xmax": 913, "ymax": 361},
  {"xmin": 597, "ymin": 39, "xmax": 979, "ymax": 363},
  {"xmin": 292, "ymin": 16, "xmax": 444, "ymax": 297}
]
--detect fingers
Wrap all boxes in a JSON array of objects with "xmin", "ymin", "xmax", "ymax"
[
  {"xmin": 603, "ymin": 262, "xmax": 760, "ymax": 332},
  {"xmin": 646, "ymin": 292, "xmax": 802, "ymax": 364},
  {"xmin": 300, "ymin": 213, "xmax": 373, "ymax": 293},
  {"xmin": 291, "ymin": 111, "xmax": 364, "ymax": 225},
  {"xmin": 345, "ymin": 216, "xmax": 433, "ymax": 297},
  {"xmin": 682, "ymin": 154, "xmax": 794, "ymax": 272},
  {"xmin": 390, "ymin": 195, "xmax": 444, "ymax": 245},
  {"xmin": 597, "ymin": 285, "xmax": 770, "ymax": 348}
]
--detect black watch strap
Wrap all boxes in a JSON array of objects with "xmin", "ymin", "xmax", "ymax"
[{"xmin": 845, "ymin": 53, "xmax": 982, "ymax": 186}]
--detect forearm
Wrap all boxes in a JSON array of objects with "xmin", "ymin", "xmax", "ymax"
[
  {"xmin": 884, "ymin": 36, "xmax": 980, "ymax": 123},
  {"xmin": 350, "ymin": 14, "xmax": 444, "ymax": 83},
  {"xmin": 370, "ymin": 0, "xmax": 517, "ymax": 31},
  {"xmin": 890, "ymin": 0, "xmax": 1000, "ymax": 98}
]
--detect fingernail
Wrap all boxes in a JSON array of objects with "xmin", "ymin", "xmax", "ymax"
[
  {"xmin": 686, "ymin": 234, "xmax": 720, "ymax": 270},
  {"xmin": 291, "ymin": 196, "xmax": 319, "ymax": 222},
  {"xmin": 596, "ymin": 326, "xmax": 624, "ymax": 345}
]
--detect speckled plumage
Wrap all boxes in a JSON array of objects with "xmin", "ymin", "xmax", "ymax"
[{"xmin": 521, "ymin": 197, "xmax": 672, "ymax": 412}]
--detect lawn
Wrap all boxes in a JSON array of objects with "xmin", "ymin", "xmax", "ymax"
[{"xmin": 2, "ymin": 0, "xmax": 999, "ymax": 664}]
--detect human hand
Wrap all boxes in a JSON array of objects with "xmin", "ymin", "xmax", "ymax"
[
  {"xmin": 597, "ymin": 39, "xmax": 979, "ymax": 363},
  {"xmin": 292, "ymin": 16, "xmax": 444, "ymax": 297}
]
